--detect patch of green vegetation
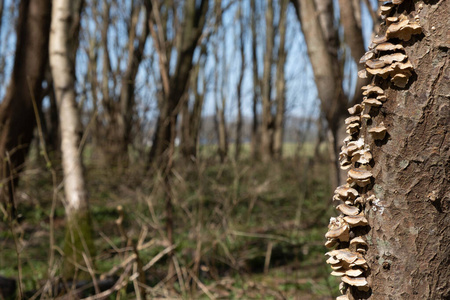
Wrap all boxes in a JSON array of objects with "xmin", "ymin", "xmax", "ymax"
[{"xmin": 2, "ymin": 145, "xmax": 336, "ymax": 298}]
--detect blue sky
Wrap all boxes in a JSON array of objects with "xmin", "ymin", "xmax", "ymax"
[{"xmin": 0, "ymin": 0, "xmax": 377, "ymax": 124}]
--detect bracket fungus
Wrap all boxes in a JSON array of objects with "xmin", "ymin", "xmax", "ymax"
[
  {"xmin": 362, "ymin": 85, "xmax": 384, "ymax": 97},
  {"xmin": 391, "ymin": 73, "xmax": 409, "ymax": 87},
  {"xmin": 345, "ymin": 116, "xmax": 361, "ymax": 125},
  {"xmin": 348, "ymin": 104, "xmax": 362, "ymax": 115},
  {"xmin": 337, "ymin": 203, "xmax": 360, "ymax": 216},
  {"xmin": 380, "ymin": 3, "xmax": 395, "ymax": 17},
  {"xmin": 325, "ymin": 2, "xmax": 422, "ymax": 297},
  {"xmin": 375, "ymin": 42, "xmax": 405, "ymax": 52},
  {"xmin": 379, "ymin": 52, "xmax": 407, "ymax": 65},
  {"xmin": 348, "ymin": 168, "xmax": 373, "ymax": 187},
  {"xmin": 386, "ymin": 15, "xmax": 422, "ymax": 41},
  {"xmin": 326, "ymin": 217, "xmax": 350, "ymax": 242},
  {"xmin": 344, "ymin": 214, "xmax": 369, "ymax": 227},
  {"xmin": 363, "ymin": 97, "xmax": 383, "ymax": 108},
  {"xmin": 346, "ymin": 123, "xmax": 360, "ymax": 135},
  {"xmin": 350, "ymin": 237, "xmax": 369, "ymax": 254},
  {"xmin": 369, "ymin": 123, "xmax": 388, "ymax": 140},
  {"xmin": 333, "ymin": 185, "xmax": 359, "ymax": 202},
  {"xmin": 325, "ymin": 238, "xmax": 339, "ymax": 249},
  {"xmin": 351, "ymin": 148, "xmax": 372, "ymax": 165},
  {"xmin": 359, "ymin": 51, "xmax": 375, "ymax": 64},
  {"xmin": 341, "ymin": 275, "xmax": 369, "ymax": 290}
]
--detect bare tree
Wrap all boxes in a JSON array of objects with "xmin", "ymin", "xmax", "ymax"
[
  {"xmin": 290, "ymin": 0, "xmax": 369, "ymax": 186},
  {"xmin": 273, "ymin": 0, "xmax": 288, "ymax": 160},
  {"xmin": 260, "ymin": 0, "xmax": 275, "ymax": 162},
  {"xmin": 234, "ymin": 3, "xmax": 245, "ymax": 161},
  {"xmin": 148, "ymin": 0, "xmax": 209, "ymax": 168},
  {"xmin": 0, "ymin": 0, "xmax": 51, "ymax": 219},
  {"xmin": 180, "ymin": 45, "xmax": 207, "ymax": 161},
  {"xmin": 250, "ymin": 0, "xmax": 260, "ymax": 159},
  {"xmin": 147, "ymin": 0, "xmax": 209, "ymax": 282},
  {"xmin": 49, "ymin": 0, "xmax": 95, "ymax": 279},
  {"xmin": 214, "ymin": 8, "xmax": 228, "ymax": 163},
  {"xmin": 116, "ymin": 0, "xmax": 151, "ymax": 166}
]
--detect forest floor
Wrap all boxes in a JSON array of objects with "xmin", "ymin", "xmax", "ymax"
[{"xmin": 0, "ymin": 145, "xmax": 341, "ymax": 299}]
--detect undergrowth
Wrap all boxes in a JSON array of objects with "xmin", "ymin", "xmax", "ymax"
[{"xmin": 0, "ymin": 146, "xmax": 340, "ymax": 299}]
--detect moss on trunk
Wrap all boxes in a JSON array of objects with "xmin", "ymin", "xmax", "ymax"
[{"xmin": 63, "ymin": 210, "xmax": 95, "ymax": 280}]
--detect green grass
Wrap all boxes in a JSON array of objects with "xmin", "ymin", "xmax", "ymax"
[{"xmin": 0, "ymin": 143, "xmax": 338, "ymax": 299}]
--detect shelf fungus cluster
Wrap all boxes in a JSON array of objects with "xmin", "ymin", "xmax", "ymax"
[
  {"xmin": 325, "ymin": 1, "xmax": 422, "ymax": 299},
  {"xmin": 359, "ymin": 11, "xmax": 422, "ymax": 88}
]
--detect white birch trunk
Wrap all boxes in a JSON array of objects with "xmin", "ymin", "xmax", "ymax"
[
  {"xmin": 49, "ymin": 0, "xmax": 93, "ymax": 279},
  {"xmin": 50, "ymin": 0, "xmax": 87, "ymax": 220}
]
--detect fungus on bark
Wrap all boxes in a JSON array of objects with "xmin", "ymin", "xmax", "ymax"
[{"xmin": 369, "ymin": 123, "xmax": 388, "ymax": 140}]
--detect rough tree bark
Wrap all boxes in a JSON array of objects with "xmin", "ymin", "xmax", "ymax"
[
  {"xmin": 0, "ymin": 0, "xmax": 51, "ymax": 219},
  {"xmin": 49, "ymin": 0, "xmax": 95, "ymax": 279},
  {"xmin": 364, "ymin": 1, "xmax": 449, "ymax": 298}
]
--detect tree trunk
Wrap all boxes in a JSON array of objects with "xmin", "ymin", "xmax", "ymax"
[
  {"xmin": 260, "ymin": 0, "xmax": 274, "ymax": 162},
  {"xmin": 273, "ymin": 0, "xmax": 288, "ymax": 160},
  {"xmin": 49, "ymin": 0, "xmax": 95, "ymax": 280},
  {"xmin": 216, "ymin": 98, "xmax": 228, "ymax": 163},
  {"xmin": 234, "ymin": 4, "xmax": 245, "ymax": 161},
  {"xmin": 363, "ymin": 1, "xmax": 449, "ymax": 298},
  {"xmin": 290, "ymin": 0, "xmax": 349, "ymax": 187},
  {"xmin": 250, "ymin": 0, "xmax": 260, "ymax": 160},
  {"xmin": 0, "ymin": 0, "xmax": 51, "ymax": 219},
  {"xmin": 117, "ymin": 2, "xmax": 150, "ymax": 167},
  {"xmin": 148, "ymin": 0, "xmax": 208, "ymax": 168},
  {"xmin": 338, "ymin": 0, "xmax": 370, "ymax": 106},
  {"xmin": 180, "ymin": 52, "xmax": 206, "ymax": 162}
]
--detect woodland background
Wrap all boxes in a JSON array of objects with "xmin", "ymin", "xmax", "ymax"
[{"xmin": 0, "ymin": 0, "xmax": 391, "ymax": 299}]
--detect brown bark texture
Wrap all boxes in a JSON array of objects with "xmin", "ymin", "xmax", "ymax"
[
  {"xmin": 364, "ymin": 1, "xmax": 449, "ymax": 298},
  {"xmin": 0, "ymin": 0, "xmax": 51, "ymax": 217}
]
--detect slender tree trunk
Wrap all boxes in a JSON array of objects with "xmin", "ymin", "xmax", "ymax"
[
  {"xmin": 216, "ymin": 27, "xmax": 228, "ymax": 163},
  {"xmin": 117, "ymin": 2, "xmax": 150, "ymax": 167},
  {"xmin": 0, "ymin": 0, "xmax": 4, "ymax": 49},
  {"xmin": 216, "ymin": 98, "xmax": 228, "ymax": 163},
  {"xmin": 181, "ymin": 54, "xmax": 205, "ymax": 162},
  {"xmin": 273, "ymin": 0, "xmax": 288, "ymax": 160},
  {"xmin": 234, "ymin": 4, "xmax": 245, "ymax": 161},
  {"xmin": 0, "ymin": 0, "xmax": 51, "ymax": 219},
  {"xmin": 148, "ymin": 0, "xmax": 208, "ymax": 168},
  {"xmin": 49, "ymin": 0, "xmax": 95, "ymax": 280},
  {"xmin": 260, "ymin": 0, "xmax": 274, "ymax": 162},
  {"xmin": 250, "ymin": 0, "xmax": 260, "ymax": 160}
]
